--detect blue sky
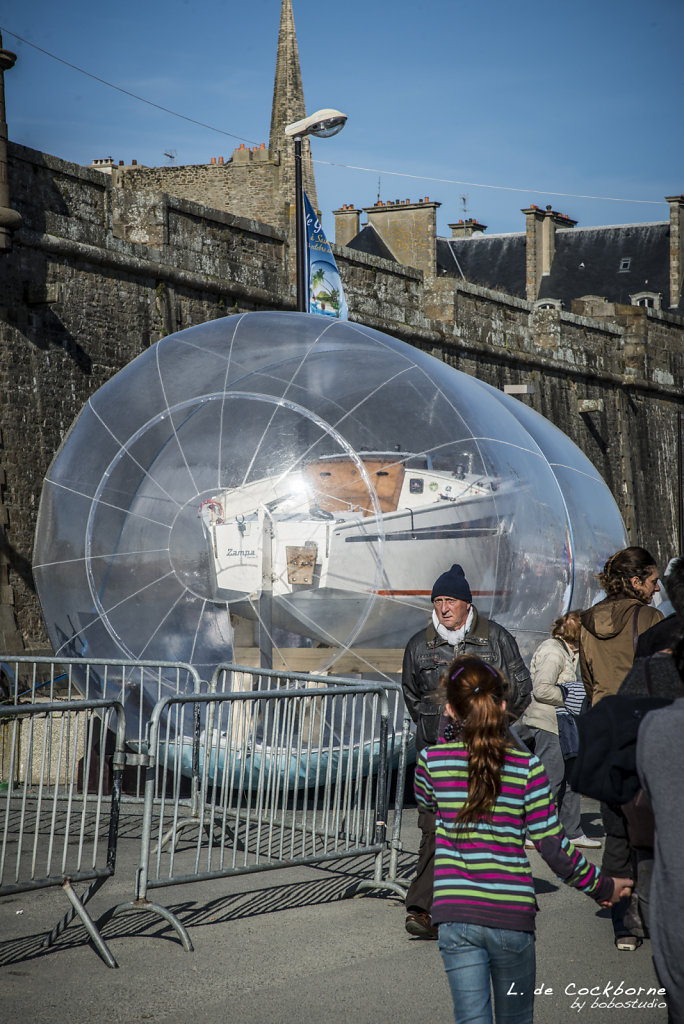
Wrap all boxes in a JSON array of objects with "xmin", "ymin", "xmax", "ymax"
[{"xmin": 2, "ymin": 0, "xmax": 682, "ymax": 237}]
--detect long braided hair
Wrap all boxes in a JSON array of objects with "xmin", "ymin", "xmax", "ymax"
[{"xmin": 439, "ymin": 655, "xmax": 510, "ymax": 826}]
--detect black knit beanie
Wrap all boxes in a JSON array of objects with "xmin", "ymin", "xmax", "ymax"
[{"xmin": 431, "ymin": 563, "xmax": 472, "ymax": 603}]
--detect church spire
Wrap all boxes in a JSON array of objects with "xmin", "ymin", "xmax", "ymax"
[{"xmin": 269, "ymin": 0, "xmax": 317, "ymax": 209}]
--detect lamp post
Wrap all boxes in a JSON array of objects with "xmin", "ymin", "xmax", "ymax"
[
  {"xmin": 285, "ymin": 109, "xmax": 347, "ymax": 312},
  {"xmin": 253, "ymin": 111, "xmax": 347, "ymax": 670}
]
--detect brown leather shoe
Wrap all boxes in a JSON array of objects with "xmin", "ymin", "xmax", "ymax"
[{"xmin": 405, "ymin": 910, "xmax": 438, "ymax": 939}]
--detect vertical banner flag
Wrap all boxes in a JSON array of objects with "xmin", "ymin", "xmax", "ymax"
[{"xmin": 303, "ymin": 191, "xmax": 348, "ymax": 320}]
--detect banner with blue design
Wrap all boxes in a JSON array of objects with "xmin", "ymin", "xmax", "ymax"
[{"xmin": 304, "ymin": 191, "xmax": 348, "ymax": 320}]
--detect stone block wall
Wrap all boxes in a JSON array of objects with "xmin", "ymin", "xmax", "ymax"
[
  {"xmin": 116, "ymin": 157, "xmax": 289, "ymax": 233},
  {"xmin": 415, "ymin": 280, "xmax": 684, "ymax": 565},
  {"xmin": 1, "ymin": 143, "xmax": 293, "ymax": 648},
  {"xmin": 1, "ymin": 140, "xmax": 684, "ymax": 653}
]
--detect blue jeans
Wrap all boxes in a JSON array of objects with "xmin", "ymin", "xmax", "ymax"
[{"xmin": 438, "ymin": 921, "xmax": 536, "ymax": 1024}]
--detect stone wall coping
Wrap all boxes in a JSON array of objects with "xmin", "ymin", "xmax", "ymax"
[
  {"xmin": 17, "ymin": 228, "xmax": 295, "ymax": 309},
  {"xmin": 451, "ymin": 278, "xmax": 623, "ymax": 335},
  {"xmin": 9, "ymin": 141, "xmax": 287, "ymax": 244},
  {"xmin": 331, "ymin": 241, "xmax": 423, "ymax": 280},
  {"xmin": 644, "ymin": 305, "xmax": 684, "ymax": 326},
  {"xmin": 144, "ymin": 190, "xmax": 287, "ymax": 242},
  {"xmin": 10, "ymin": 141, "xmax": 111, "ymax": 188}
]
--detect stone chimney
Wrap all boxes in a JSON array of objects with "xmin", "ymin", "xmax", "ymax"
[
  {"xmin": 448, "ymin": 218, "xmax": 487, "ymax": 238},
  {"xmin": 521, "ymin": 204, "xmax": 577, "ymax": 301},
  {"xmin": 231, "ymin": 143, "xmax": 251, "ymax": 165},
  {"xmin": 0, "ymin": 32, "xmax": 22, "ymax": 252},
  {"xmin": 363, "ymin": 197, "xmax": 441, "ymax": 277},
  {"xmin": 332, "ymin": 204, "xmax": 361, "ymax": 247},
  {"xmin": 666, "ymin": 194, "xmax": 684, "ymax": 309}
]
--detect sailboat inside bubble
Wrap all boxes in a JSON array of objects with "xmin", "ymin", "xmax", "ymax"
[{"xmin": 33, "ymin": 312, "xmax": 627, "ymax": 775}]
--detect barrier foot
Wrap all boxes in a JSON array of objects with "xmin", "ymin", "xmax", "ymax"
[
  {"xmin": 155, "ymin": 814, "xmax": 237, "ymax": 854},
  {"xmin": 345, "ymin": 877, "xmax": 408, "ymax": 899},
  {"xmin": 100, "ymin": 899, "xmax": 194, "ymax": 952},
  {"xmin": 42, "ymin": 879, "xmax": 118, "ymax": 968}
]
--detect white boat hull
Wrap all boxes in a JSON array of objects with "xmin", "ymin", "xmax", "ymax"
[{"xmin": 209, "ymin": 489, "xmax": 511, "ymax": 648}]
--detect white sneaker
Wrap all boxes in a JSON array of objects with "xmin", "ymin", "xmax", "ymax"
[
  {"xmin": 524, "ymin": 838, "xmax": 535, "ymax": 849},
  {"xmin": 571, "ymin": 834, "xmax": 602, "ymax": 848}
]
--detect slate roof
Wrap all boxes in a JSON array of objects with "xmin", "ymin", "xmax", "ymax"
[
  {"xmin": 345, "ymin": 224, "xmax": 397, "ymax": 263},
  {"xmin": 438, "ymin": 221, "xmax": 679, "ymax": 311},
  {"xmin": 539, "ymin": 222, "xmax": 674, "ymax": 309},
  {"xmin": 346, "ymin": 217, "xmax": 681, "ymax": 312},
  {"xmin": 437, "ymin": 234, "xmax": 527, "ymax": 297}
]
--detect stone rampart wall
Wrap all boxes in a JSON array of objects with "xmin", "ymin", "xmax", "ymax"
[
  {"xmin": 1, "ymin": 142, "xmax": 683, "ymax": 650},
  {"xmin": 117, "ymin": 160, "xmax": 287, "ymax": 232}
]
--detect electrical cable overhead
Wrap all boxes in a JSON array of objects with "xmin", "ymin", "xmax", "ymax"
[
  {"xmin": 1, "ymin": 27, "xmax": 261, "ymax": 147},
  {"xmin": 1, "ymin": 26, "xmax": 665, "ymax": 208},
  {"xmin": 315, "ymin": 160, "xmax": 664, "ymax": 206}
]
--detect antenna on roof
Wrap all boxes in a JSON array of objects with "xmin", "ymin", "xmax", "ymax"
[
  {"xmin": 164, "ymin": 149, "xmax": 177, "ymax": 162},
  {"xmin": 460, "ymin": 194, "xmax": 468, "ymax": 219},
  {"xmin": 376, "ymin": 176, "xmax": 381, "ymax": 203}
]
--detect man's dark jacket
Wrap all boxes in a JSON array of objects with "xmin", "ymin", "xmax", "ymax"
[{"xmin": 401, "ymin": 605, "xmax": 532, "ymax": 751}]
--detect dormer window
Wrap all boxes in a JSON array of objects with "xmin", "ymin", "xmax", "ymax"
[
  {"xmin": 631, "ymin": 291, "xmax": 661, "ymax": 310},
  {"xmin": 619, "ymin": 257, "xmax": 631, "ymax": 273}
]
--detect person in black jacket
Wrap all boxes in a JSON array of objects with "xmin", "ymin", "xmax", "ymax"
[
  {"xmin": 637, "ymin": 645, "xmax": 684, "ymax": 1024},
  {"xmin": 401, "ymin": 562, "xmax": 532, "ymax": 938},
  {"xmin": 614, "ymin": 555, "xmax": 684, "ymax": 948}
]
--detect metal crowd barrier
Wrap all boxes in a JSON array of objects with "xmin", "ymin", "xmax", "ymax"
[
  {"xmin": 208, "ymin": 663, "xmax": 412, "ymax": 897},
  {"xmin": 0, "ymin": 698, "xmax": 126, "ymax": 968},
  {"xmin": 0, "ymin": 656, "xmax": 414, "ymax": 962},
  {"xmin": 0, "ymin": 656, "xmax": 203, "ymax": 800},
  {"xmin": 103, "ymin": 681, "xmax": 397, "ymax": 947}
]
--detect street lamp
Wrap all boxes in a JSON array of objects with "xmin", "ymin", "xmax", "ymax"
[{"xmin": 285, "ymin": 109, "xmax": 347, "ymax": 312}]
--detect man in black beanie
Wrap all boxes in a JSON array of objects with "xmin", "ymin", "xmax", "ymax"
[{"xmin": 401, "ymin": 562, "xmax": 532, "ymax": 938}]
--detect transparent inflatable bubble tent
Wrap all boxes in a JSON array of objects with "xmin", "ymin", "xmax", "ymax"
[{"xmin": 34, "ymin": 312, "xmax": 626, "ymax": 740}]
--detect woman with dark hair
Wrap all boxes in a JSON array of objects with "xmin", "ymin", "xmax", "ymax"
[
  {"xmin": 414, "ymin": 655, "xmax": 631, "ymax": 1024},
  {"xmin": 579, "ymin": 546, "xmax": 663, "ymax": 951},
  {"xmin": 580, "ymin": 546, "xmax": 663, "ymax": 706},
  {"xmin": 519, "ymin": 611, "xmax": 598, "ymax": 847}
]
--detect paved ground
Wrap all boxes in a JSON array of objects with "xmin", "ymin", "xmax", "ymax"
[{"xmin": 1, "ymin": 798, "xmax": 667, "ymax": 1024}]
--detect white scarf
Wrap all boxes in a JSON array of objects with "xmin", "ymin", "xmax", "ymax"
[{"xmin": 432, "ymin": 605, "xmax": 474, "ymax": 647}]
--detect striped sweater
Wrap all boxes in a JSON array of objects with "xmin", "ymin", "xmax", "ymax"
[{"xmin": 414, "ymin": 741, "xmax": 612, "ymax": 932}]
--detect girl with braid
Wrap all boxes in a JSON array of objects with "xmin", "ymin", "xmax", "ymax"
[{"xmin": 414, "ymin": 655, "xmax": 632, "ymax": 1024}]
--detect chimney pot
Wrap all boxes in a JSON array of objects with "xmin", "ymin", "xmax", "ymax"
[
  {"xmin": 211, "ymin": 157, "xmax": 216, "ymax": 164},
  {"xmin": 132, "ymin": 159, "xmax": 137, "ymax": 166}
]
